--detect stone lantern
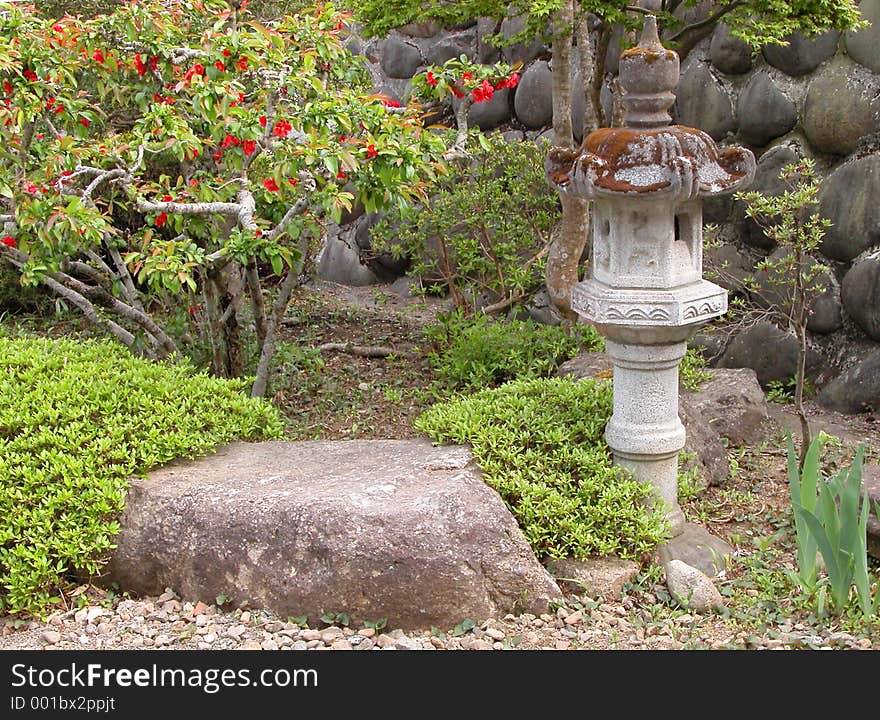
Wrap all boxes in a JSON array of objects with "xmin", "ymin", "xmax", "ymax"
[{"xmin": 546, "ymin": 16, "xmax": 756, "ymax": 536}]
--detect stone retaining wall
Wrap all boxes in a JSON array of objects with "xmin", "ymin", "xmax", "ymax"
[{"xmin": 326, "ymin": 5, "xmax": 880, "ymax": 412}]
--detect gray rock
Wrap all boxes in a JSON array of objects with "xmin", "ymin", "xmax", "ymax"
[
  {"xmin": 719, "ymin": 321, "xmax": 815, "ymax": 388},
  {"xmin": 846, "ymin": 0, "xmax": 880, "ymax": 73},
  {"xmin": 426, "ymin": 37, "xmax": 476, "ymax": 65},
  {"xmin": 753, "ymin": 247, "xmax": 843, "ymax": 335},
  {"xmin": 687, "ymin": 367, "xmax": 777, "ymax": 446},
  {"xmin": 738, "ymin": 144, "xmax": 800, "ymax": 251},
  {"xmin": 679, "ymin": 394, "xmax": 731, "ymax": 488},
  {"xmin": 864, "ymin": 464, "xmax": 880, "ymax": 559},
  {"xmin": 316, "ymin": 225, "xmax": 379, "ymax": 287},
  {"xmin": 499, "ymin": 13, "xmax": 548, "ymax": 65},
  {"xmin": 380, "ymin": 33, "xmax": 424, "ymax": 79},
  {"xmin": 458, "ymin": 87, "xmax": 512, "ymax": 131},
  {"xmin": 501, "ymin": 129, "xmax": 525, "ymax": 143},
  {"xmin": 398, "ymin": 21, "xmax": 440, "ymax": 39},
  {"xmin": 673, "ymin": 61, "xmax": 737, "ymax": 141},
  {"xmin": 107, "ymin": 440, "xmax": 562, "ymax": 631},
  {"xmin": 353, "ymin": 212, "xmax": 407, "ymax": 278},
  {"xmin": 818, "ymin": 155, "xmax": 880, "ymax": 263},
  {"xmin": 842, "ymin": 251, "xmax": 880, "ymax": 340},
  {"xmin": 762, "ymin": 31, "xmax": 840, "ymax": 76},
  {"xmin": 705, "ymin": 242, "xmax": 752, "ymax": 296},
  {"xmin": 374, "ymin": 77, "xmax": 413, "ymax": 106},
  {"xmin": 737, "ymin": 73, "xmax": 797, "ymax": 148},
  {"xmin": 709, "ymin": 23, "xmax": 754, "ymax": 75},
  {"xmin": 40, "ymin": 630, "xmax": 61, "ymax": 645},
  {"xmin": 817, "ymin": 350, "xmax": 880, "ymax": 414},
  {"xmin": 657, "ymin": 524, "xmax": 733, "ymax": 578},
  {"xmin": 545, "ymin": 557, "xmax": 639, "ymax": 600},
  {"xmin": 514, "ymin": 60, "xmax": 553, "ymax": 129},
  {"xmin": 476, "ymin": 18, "xmax": 501, "ymax": 64},
  {"xmin": 802, "ymin": 57, "xmax": 880, "ymax": 157},
  {"xmin": 664, "ymin": 560, "xmax": 725, "ymax": 613},
  {"xmin": 525, "ymin": 289, "xmax": 564, "ymax": 326},
  {"xmin": 556, "ymin": 352, "xmax": 613, "ymax": 381}
]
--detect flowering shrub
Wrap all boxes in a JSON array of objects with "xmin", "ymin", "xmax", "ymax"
[
  {"xmin": 0, "ymin": 0, "xmax": 446, "ymax": 395},
  {"xmin": 410, "ymin": 56, "xmax": 520, "ymax": 152}
]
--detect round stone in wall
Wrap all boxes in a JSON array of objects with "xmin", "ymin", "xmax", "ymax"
[
  {"xmin": 455, "ymin": 87, "xmax": 512, "ymax": 131},
  {"xmin": 845, "ymin": 0, "xmax": 880, "ymax": 73},
  {"xmin": 802, "ymin": 57, "xmax": 880, "ymax": 157},
  {"xmin": 737, "ymin": 144, "xmax": 800, "ymax": 251},
  {"xmin": 500, "ymin": 13, "xmax": 548, "ymax": 65},
  {"xmin": 762, "ymin": 30, "xmax": 840, "ymax": 76},
  {"xmin": 719, "ymin": 320, "xmax": 814, "ymax": 387},
  {"xmin": 673, "ymin": 61, "xmax": 736, "ymax": 141},
  {"xmin": 737, "ymin": 73, "xmax": 797, "ymax": 148},
  {"xmin": 753, "ymin": 247, "xmax": 843, "ymax": 335},
  {"xmin": 709, "ymin": 23, "xmax": 754, "ymax": 75},
  {"xmin": 427, "ymin": 36, "xmax": 476, "ymax": 66},
  {"xmin": 818, "ymin": 154, "xmax": 880, "ymax": 262},
  {"xmin": 476, "ymin": 18, "xmax": 502, "ymax": 64},
  {"xmin": 514, "ymin": 60, "xmax": 553, "ymax": 129},
  {"xmin": 380, "ymin": 33, "xmax": 424, "ymax": 79},
  {"xmin": 841, "ymin": 251, "xmax": 880, "ymax": 341}
]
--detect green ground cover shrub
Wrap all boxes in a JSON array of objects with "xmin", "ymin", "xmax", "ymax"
[
  {"xmin": 427, "ymin": 311, "xmax": 604, "ymax": 394},
  {"xmin": 0, "ymin": 334, "xmax": 283, "ymax": 617},
  {"xmin": 416, "ymin": 377, "xmax": 669, "ymax": 560}
]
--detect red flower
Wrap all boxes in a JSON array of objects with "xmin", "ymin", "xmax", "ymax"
[
  {"xmin": 472, "ymin": 80, "xmax": 494, "ymax": 103},
  {"xmin": 259, "ymin": 115, "xmax": 267, "ymax": 128},
  {"xmin": 149, "ymin": 56, "xmax": 158, "ymax": 71},
  {"xmin": 36, "ymin": 133, "xmax": 44, "ymax": 140},
  {"xmin": 221, "ymin": 134, "xmax": 239, "ymax": 148},
  {"xmin": 382, "ymin": 98, "xmax": 401, "ymax": 108},
  {"xmin": 161, "ymin": 194, "xmax": 172, "ymax": 202},
  {"xmin": 461, "ymin": 72, "xmax": 472, "ymax": 81},
  {"xmin": 426, "ymin": 71, "xmax": 437, "ymax": 87},
  {"xmin": 243, "ymin": 139, "xmax": 256, "ymax": 155},
  {"xmin": 336, "ymin": 171, "xmax": 346, "ymax": 180},
  {"xmin": 92, "ymin": 48, "xmax": 105, "ymax": 64},
  {"xmin": 45, "ymin": 97, "xmax": 55, "ymax": 108},
  {"xmin": 134, "ymin": 54, "xmax": 146, "ymax": 76},
  {"xmin": 53, "ymin": 103, "xmax": 64, "ymax": 115},
  {"xmin": 23, "ymin": 70, "xmax": 37, "ymax": 82},
  {"xmin": 254, "ymin": 229, "xmax": 263, "ymax": 237},
  {"xmin": 23, "ymin": 181, "xmax": 38, "ymax": 194},
  {"xmin": 237, "ymin": 56, "xmax": 248, "ymax": 71},
  {"xmin": 262, "ymin": 178, "xmax": 280, "ymax": 192},
  {"xmin": 213, "ymin": 150, "xmax": 222, "ymax": 162},
  {"xmin": 1, "ymin": 236, "xmax": 15, "ymax": 248},
  {"xmin": 450, "ymin": 86, "xmax": 464, "ymax": 99},
  {"xmin": 154, "ymin": 212, "xmax": 168, "ymax": 227},
  {"xmin": 214, "ymin": 61, "xmax": 225, "ymax": 72},
  {"xmin": 2, "ymin": 81, "xmax": 11, "ymax": 95},
  {"xmin": 79, "ymin": 117, "xmax": 90, "ymax": 128},
  {"xmin": 187, "ymin": 149, "xmax": 199, "ymax": 161},
  {"xmin": 222, "ymin": 49, "xmax": 231, "ymax": 57},
  {"xmin": 272, "ymin": 120, "xmax": 292, "ymax": 138},
  {"xmin": 365, "ymin": 144, "xmax": 377, "ymax": 159},
  {"xmin": 504, "ymin": 72, "xmax": 519, "ymax": 89},
  {"xmin": 288, "ymin": 178, "xmax": 298, "ymax": 186}
]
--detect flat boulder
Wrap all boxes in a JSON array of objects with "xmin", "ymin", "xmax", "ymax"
[{"xmin": 108, "ymin": 440, "xmax": 562, "ymax": 631}]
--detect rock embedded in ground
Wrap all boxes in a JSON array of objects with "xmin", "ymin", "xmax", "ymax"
[
  {"xmin": 684, "ymin": 367, "xmax": 777, "ymax": 446},
  {"xmin": 664, "ymin": 560, "xmax": 725, "ymax": 614},
  {"xmin": 736, "ymin": 144, "xmax": 800, "ymax": 251},
  {"xmin": 545, "ymin": 557, "xmax": 639, "ymax": 600},
  {"xmin": 107, "ymin": 440, "xmax": 562, "ymax": 631},
  {"xmin": 679, "ymin": 394, "xmax": 730, "ymax": 487},
  {"xmin": 816, "ymin": 350, "xmax": 880, "ymax": 415},
  {"xmin": 657, "ymin": 524, "xmax": 733, "ymax": 578},
  {"xmin": 380, "ymin": 33, "xmax": 424, "ymax": 79}
]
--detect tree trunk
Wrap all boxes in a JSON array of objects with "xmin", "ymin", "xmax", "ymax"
[
  {"xmin": 251, "ymin": 268, "xmax": 302, "ymax": 398},
  {"xmin": 794, "ymin": 248, "xmax": 811, "ymax": 468},
  {"xmin": 545, "ymin": 0, "xmax": 591, "ymax": 321}
]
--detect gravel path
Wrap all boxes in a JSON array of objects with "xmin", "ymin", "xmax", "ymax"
[{"xmin": 1, "ymin": 588, "xmax": 874, "ymax": 651}]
